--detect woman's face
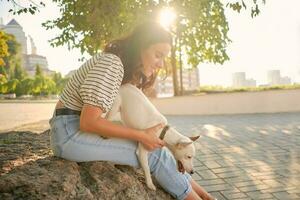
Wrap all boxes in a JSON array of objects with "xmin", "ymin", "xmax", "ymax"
[{"xmin": 141, "ymin": 42, "xmax": 171, "ymax": 77}]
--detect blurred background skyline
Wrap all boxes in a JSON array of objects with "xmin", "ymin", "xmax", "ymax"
[{"xmin": 0, "ymin": 0, "xmax": 300, "ymax": 87}]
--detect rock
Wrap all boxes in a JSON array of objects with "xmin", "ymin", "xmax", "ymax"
[{"xmin": 0, "ymin": 127, "xmax": 173, "ymax": 200}]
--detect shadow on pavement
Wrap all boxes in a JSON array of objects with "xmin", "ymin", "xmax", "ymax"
[{"xmin": 167, "ymin": 112, "xmax": 300, "ymax": 200}]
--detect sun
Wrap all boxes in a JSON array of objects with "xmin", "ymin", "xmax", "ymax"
[{"xmin": 159, "ymin": 8, "xmax": 176, "ymax": 30}]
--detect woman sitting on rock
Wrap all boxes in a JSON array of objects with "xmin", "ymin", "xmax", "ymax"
[{"xmin": 49, "ymin": 21, "xmax": 215, "ymax": 200}]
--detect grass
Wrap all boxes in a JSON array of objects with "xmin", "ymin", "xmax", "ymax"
[{"xmin": 193, "ymin": 84, "xmax": 300, "ymax": 94}]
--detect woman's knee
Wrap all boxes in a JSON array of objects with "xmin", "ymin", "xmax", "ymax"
[{"xmin": 148, "ymin": 148, "xmax": 176, "ymax": 171}]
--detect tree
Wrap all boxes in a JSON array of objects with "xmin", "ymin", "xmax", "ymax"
[
  {"xmin": 42, "ymin": 0, "xmax": 229, "ymax": 95},
  {"xmin": 0, "ymin": 70, "xmax": 8, "ymax": 94},
  {"xmin": 0, "ymin": 65, "xmax": 7, "ymax": 78},
  {"xmin": 35, "ymin": 64, "xmax": 43, "ymax": 77},
  {"xmin": 42, "ymin": 0, "xmax": 265, "ymax": 95},
  {"xmin": 0, "ymin": 31, "xmax": 22, "ymax": 79},
  {"xmin": 32, "ymin": 75, "xmax": 56, "ymax": 95},
  {"xmin": 225, "ymin": 0, "xmax": 266, "ymax": 18},
  {"xmin": 0, "ymin": 78, "xmax": 19, "ymax": 94},
  {"xmin": 1, "ymin": 0, "xmax": 45, "ymax": 15},
  {"xmin": 12, "ymin": 63, "xmax": 27, "ymax": 80},
  {"xmin": 15, "ymin": 77, "xmax": 34, "ymax": 95},
  {"xmin": 52, "ymin": 72, "xmax": 68, "ymax": 94},
  {"xmin": 0, "ymin": 30, "xmax": 10, "ymax": 67},
  {"xmin": 6, "ymin": 79, "xmax": 19, "ymax": 93}
]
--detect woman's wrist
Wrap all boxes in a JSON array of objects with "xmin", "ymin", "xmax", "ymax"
[{"xmin": 134, "ymin": 129, "xmax": 147, "ymax": 143}]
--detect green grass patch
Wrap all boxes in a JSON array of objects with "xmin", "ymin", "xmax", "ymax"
[{"xmin": 195, "ymin": 84, "xmax": 300, "ymax": 94}]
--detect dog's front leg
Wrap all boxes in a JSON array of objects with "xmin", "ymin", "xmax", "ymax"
[
  {"xmin": 106, "ymin": 93, "xmax": 121, "ymax": 121},
  {"xmin": 137, "ymin": 143, "xmax": 156, "ymax": 190}
]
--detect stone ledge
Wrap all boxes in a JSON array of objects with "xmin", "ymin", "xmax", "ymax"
[{"xmin": 0, "ymin": 123, "xmax": 173, "ymax": 200}]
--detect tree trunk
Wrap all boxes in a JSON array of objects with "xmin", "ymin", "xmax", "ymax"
[
  {"xmin": 171, "ymin": 42, "xmax": 179, "ymax": 96},
  {"xmin": 179, "ymin": 44, "xmax": 183, "ymax": 95}
]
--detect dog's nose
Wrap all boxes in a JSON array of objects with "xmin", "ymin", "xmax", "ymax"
[{"xmin": 189, "ymin": 170, "xmax": 194, "ymax": 174}]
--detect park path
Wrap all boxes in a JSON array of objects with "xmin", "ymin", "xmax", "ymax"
[
  {"xmin": 167, "ymin": 113, "xmax": 300, "ymax": 200},
  {"xmin": 1, "ymin": 102, "xmax": 300, "ymax": 199},
  {"xmin": 0, "ymin": 102, "xmax": 56, "ymax": 132}
]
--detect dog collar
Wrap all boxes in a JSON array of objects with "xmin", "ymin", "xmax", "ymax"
[{"xmin": 159, "ymin": 125, "xmax": 170, "ymax": 140}]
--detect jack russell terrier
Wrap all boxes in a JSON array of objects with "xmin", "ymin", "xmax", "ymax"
[{"xmin": 107, "ymin": 83, "xmax": 200, "ymax": 190}]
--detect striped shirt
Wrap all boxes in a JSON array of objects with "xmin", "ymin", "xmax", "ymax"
[{"xmin": 59, "ymin": 53, "xmax": 124, "ymax": 113}]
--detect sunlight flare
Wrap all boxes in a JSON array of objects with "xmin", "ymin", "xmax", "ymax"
[{"xmin": 159, "ymin": 8, "xmax": 176, "ymax": 29}]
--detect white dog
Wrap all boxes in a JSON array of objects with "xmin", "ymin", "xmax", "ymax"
[{"xmin": 107, "ymin": 84, "xmax": 200, "ymax": 190}]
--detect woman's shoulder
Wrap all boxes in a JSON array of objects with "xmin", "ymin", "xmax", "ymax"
[
  {"xmin": 91, "ymin": 52, "xmax": 122, "ymax": 70},
  {"xmin": 98, "ymin": 52, "xmax": 122, "ymax": 64},
  {"xmin": 102, "ymin": 53, "xmax": 124, "ymax": 73},
  {"xmin": 87, "ymin": 52, "xmax": 124, "ymax": 73}
]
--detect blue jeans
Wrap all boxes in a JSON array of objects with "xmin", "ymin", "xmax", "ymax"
[{"xmin": 49, "ymin": 114, "xmax": 192, "ymax": 200}]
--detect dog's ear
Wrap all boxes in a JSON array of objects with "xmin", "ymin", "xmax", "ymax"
[
  {"xmin": 176, "ymin": 138, "xmax": 193, "ymax": 149},
  {"xmin": 189, "ymin": 135, "xmax": 201, "ymax": 142}
]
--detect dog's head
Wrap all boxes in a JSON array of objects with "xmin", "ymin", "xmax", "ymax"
[{"xmin": 171, "ymin": 135, "xmax": 200, "ymax": 174}]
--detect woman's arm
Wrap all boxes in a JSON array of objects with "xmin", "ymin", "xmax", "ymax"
[{"xmin": 80, "ymin": 104, "xmax": 164, "ymax": 150}]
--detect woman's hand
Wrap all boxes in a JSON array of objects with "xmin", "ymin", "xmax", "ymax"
[{"xmin": 141, "ymin": 123, "xmax": 165, "ymax": 151}]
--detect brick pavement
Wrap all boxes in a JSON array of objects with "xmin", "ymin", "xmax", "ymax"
[{"xmin": 166, "ymin": 112, "xmax": 300, "ymax": 200}]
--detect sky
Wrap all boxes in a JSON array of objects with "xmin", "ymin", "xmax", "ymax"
[{"xmin": 0, "ymin": 0, "xmax": 300, "ymax": 86}]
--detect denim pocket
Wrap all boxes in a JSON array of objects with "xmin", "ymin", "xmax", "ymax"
[
  {"xmin": 63, "ymin": 115, "xmax": 80, "ymax": 137},
  {"xmin": 49, "ymin": 115, "xmax": 66, "ymax": 156}
]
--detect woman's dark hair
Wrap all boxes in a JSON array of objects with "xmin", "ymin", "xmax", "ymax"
[{"xmin": 104, "ymin": 21, "xmax": 172, "ymax": 90}]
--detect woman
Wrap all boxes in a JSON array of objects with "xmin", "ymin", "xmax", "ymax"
[{"xmin": 49, "ymin": 21, "xmax": 215, "ymax": 200}]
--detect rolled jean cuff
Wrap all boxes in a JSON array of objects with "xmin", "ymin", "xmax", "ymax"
[
  {"xmin": 177, "ymin": 183, "xmax": 192, "ymax": 200},
  {"xmin": 184, "ymin": 172, "xmax": 192, "ymax": 181}
]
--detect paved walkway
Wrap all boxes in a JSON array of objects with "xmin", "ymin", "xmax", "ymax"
[
  {"xmin": 167, "ymin": 112, "xmax": 300, "ymax": 200},
  {"xmin": 0, "ymin": 102, "xmax": 56, "ymax": 131}
]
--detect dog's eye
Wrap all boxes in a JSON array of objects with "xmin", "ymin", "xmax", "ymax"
[{"xmin": 187, "ymin": 156, "xmax": 192, "ymax": 159}]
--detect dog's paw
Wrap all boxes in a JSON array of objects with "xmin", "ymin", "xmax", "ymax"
[{"xmin": 146, "ymin": 182, "xmax": 156, "ymax": 190}]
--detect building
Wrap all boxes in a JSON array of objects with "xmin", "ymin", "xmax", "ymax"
[
  {"xmin": 156, "ymin": 76, "xmax": 173, "ymax": 96},
  {"xmin": 232, "ymin": 72, "xmax": 246, "ymax": 87},
  {"xmin": 246, "ymin": 78, "xmax": 257, "ymax": 87},
  {"xmin": 280, "ymin": 76, "xmax": 291, "ymax": 85},
  {"xmin": 181, "ymin": 68, "xmax": 200, "ymax": 90},
  {"xmin": 25, "ymin": 54, "xmax": 50, "ymax": 76},
  {"xmin": 0, "ymin": 19, "xmax": 53, "ymax": 76},
  {"xmin": 267, "ymin": 70, "xmax": 291, "ymax": 86},
  {"xmin": 0, "ymin": 19, "xmax": 27, "ymax": 54},
  {"xmin": 155, "ymin": 68, "xmax": 200, "ymax": 97},
  {"xmin": 232, "ymin": 72, "xmax": 256, "ymax": 87},
  {"xmin": 267, "ymin": 70, "xmax": 281, "ymax": 85}
]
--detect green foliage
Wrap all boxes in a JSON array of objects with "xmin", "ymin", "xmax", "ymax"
[
  {"xmin": 0, "ymin": 31, "xmax": 21, "ymax": 79},
  {"xmin": 0, "ymin": 65, "xmax": 7, "ymax": 78},
  {"xmin": 0, "ymin": 37, "xmax": 70, "ymax": 96},
  {"xmin": 52, "ymin": 72, "xmax": 68, "ymax": 93},
  {"xmin": 32, "ymin": 75, "xmax": 56, "ymax": 95},
  {"xmin": 225, "ymin": 0, "xmax": 265, "ymax": 18},
  {"xmin": 1, "ymin": 72, "xmax": 67, "ymax": 96},
  {"xmin": 2, "ymin": 0, "xmax": 265, "ymax": 97},
  {"xmin": 173, "ymin": 0, "xmax": 231, "ymax": 65},
  {"xmin": 43, "ymin": 0, "xmax": 152, "ymax": 54},
  {"xmin": 42, "ymin": 0, "xmax": 231, "ymax": 66},
  {"xmin": 197, "ymin": 84, "xmax": 300, "ymax": 94},
  {"xmin": 12, "ymin": 63, "xmax": 27, "ymax": 80},
  {"xmin": 6, "ymin": 79, "xmax": 19, "ymax": 93},
  {"xmin": 42, "ymin": 0, "xmax": 265, "ymax": 65},
  {"xmin": 0, "ymin": 30, "xmax": 10, "ymax": 66},
  {"xmin": 0, "ymin": 78, "xmax": 18, "ymax": 93},
  {"xmin": 15, "ymin": 77, "xmax": 34, "ymax": 95},
  {"xmin": 4, "ymin": 0, "xmax": 45, "ymax": 15},
  {"xmin": 35, "ymin": 65, "xmax": 43, "ymax": 77},
  {"xmin": 0, "ymin": 76, "xmax": 7, "ymax": 93},
  {"xmin": 31, "ymin": 66, "xmax": 57, "ymax": 95}
]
